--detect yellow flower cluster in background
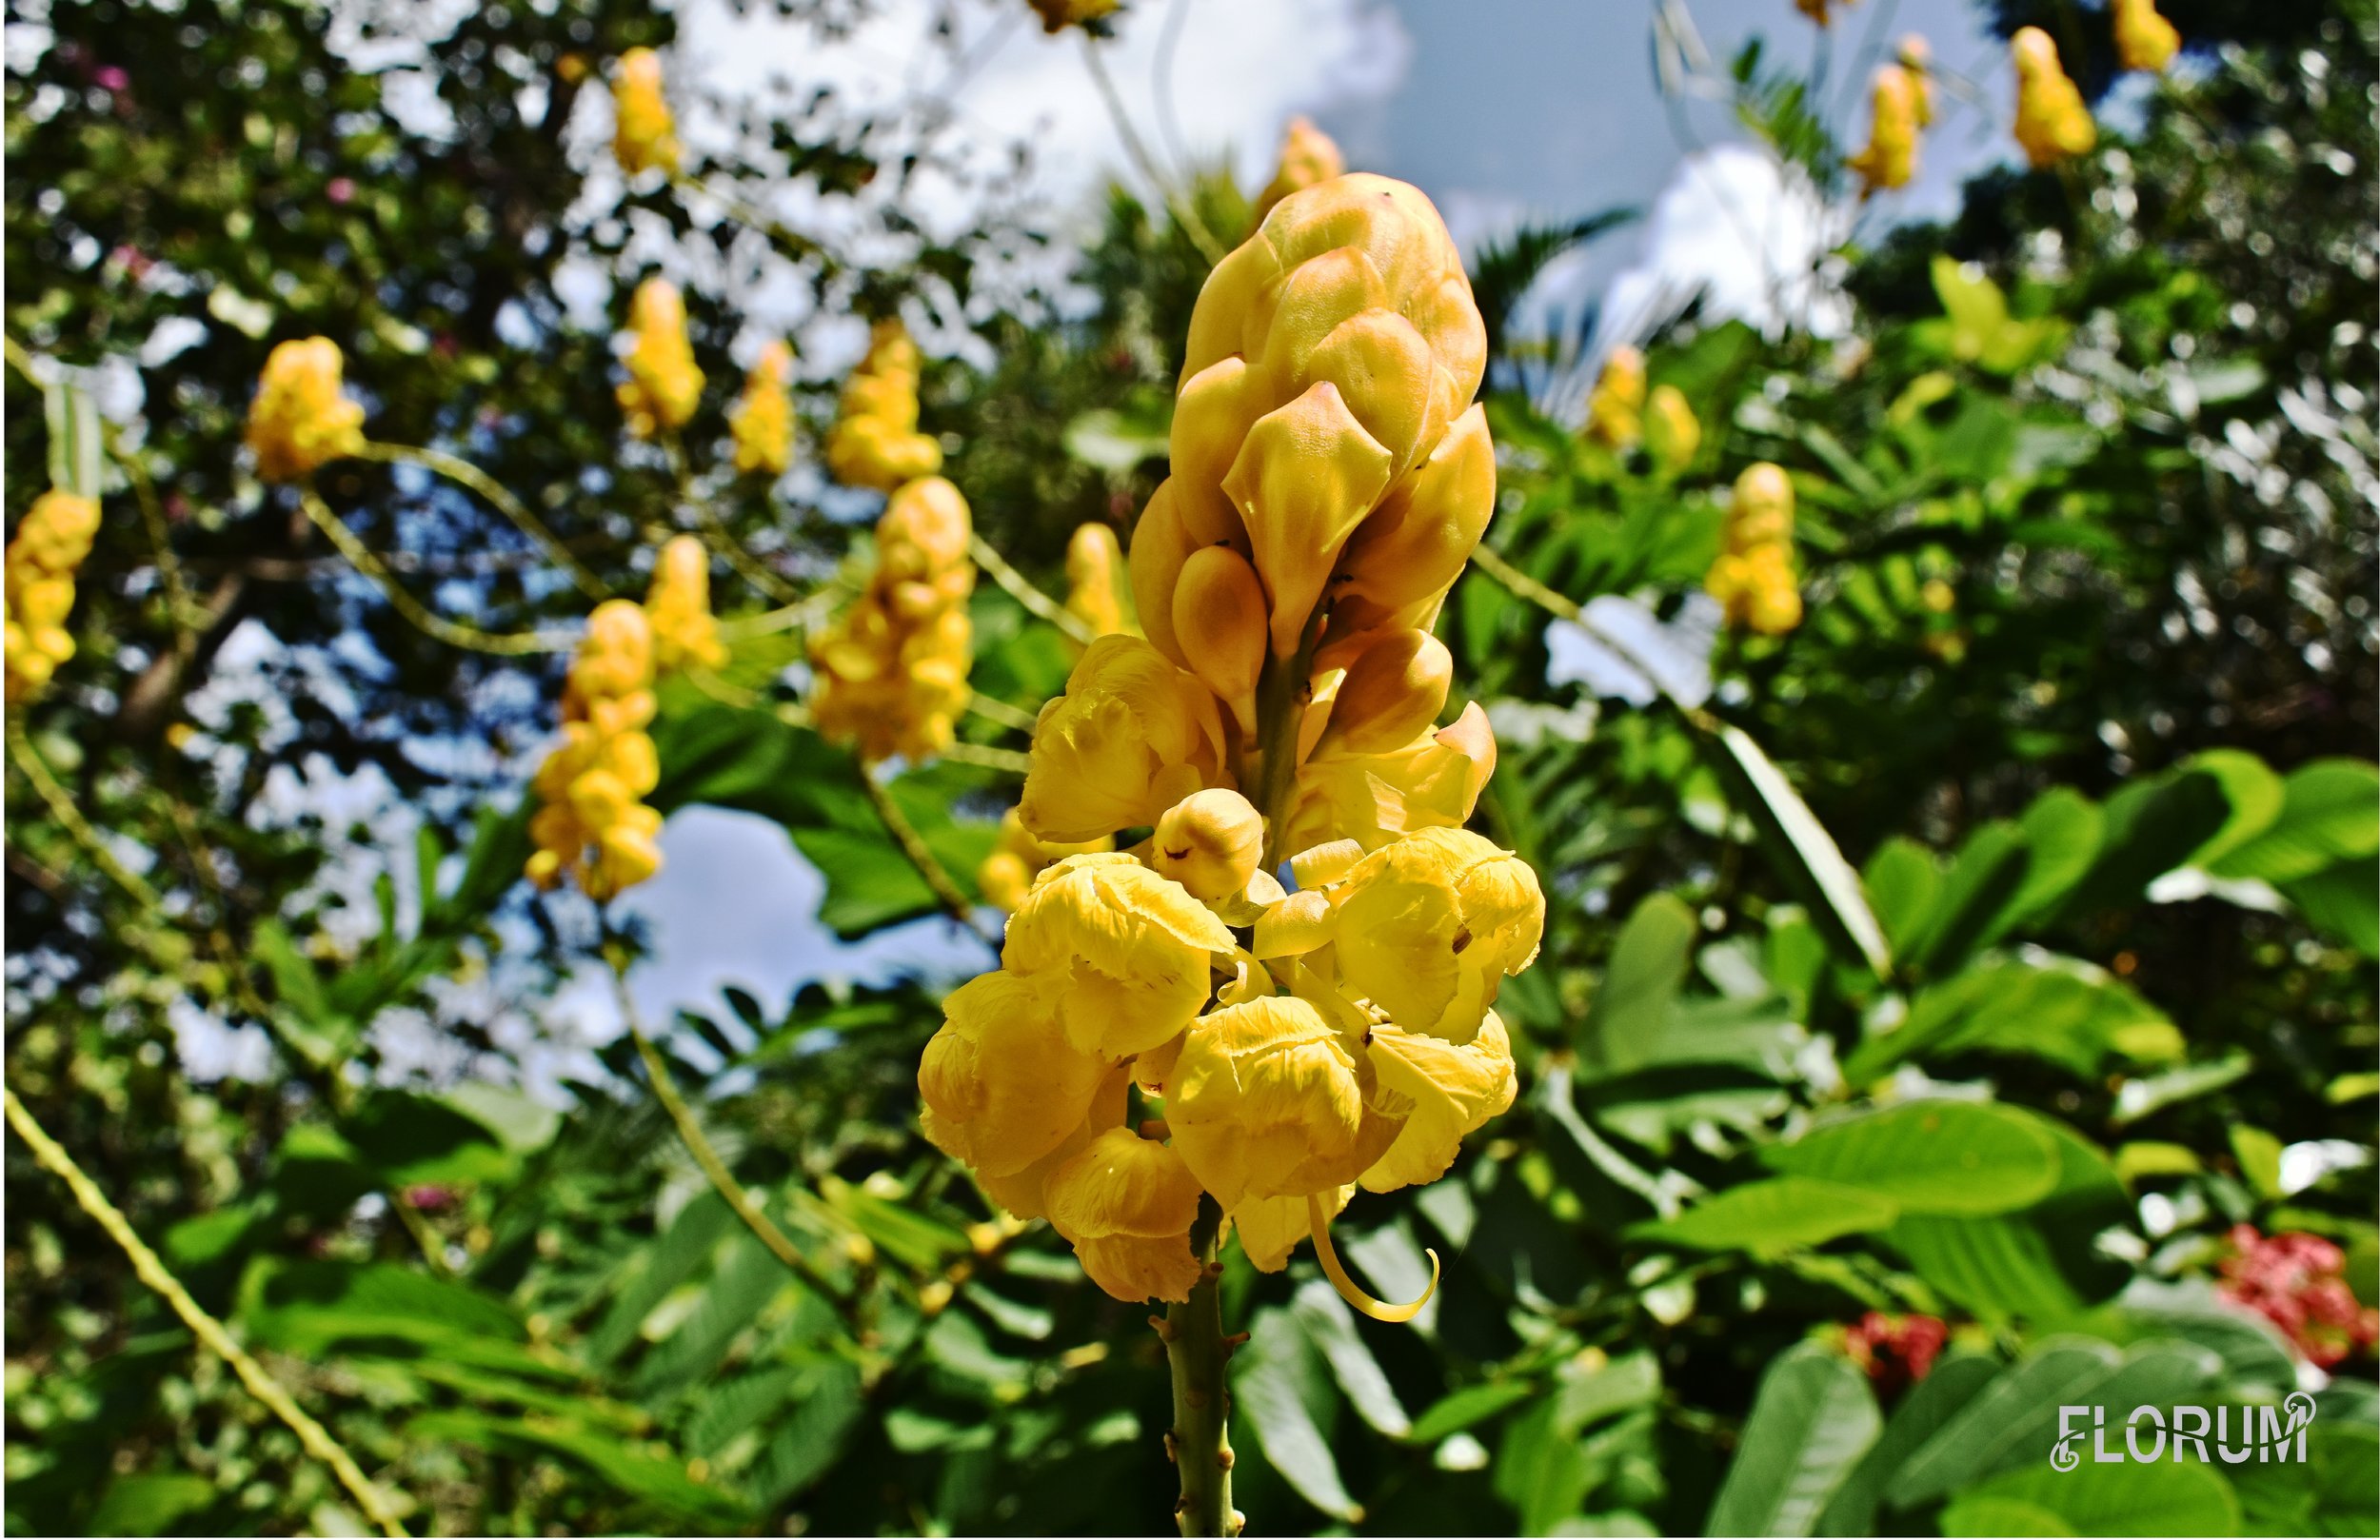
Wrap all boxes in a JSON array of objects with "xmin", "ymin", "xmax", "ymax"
[
  {"xmin": 1026, "ymin": 0, "xmax": 1120, "ymax": 33},
  {"xmin": 1251, "ymin": 117, "xmax": 1345, "ymax": 224},
  {"xmin": 977, "ymin": 809, "xmax": 1112, "ymax": 913},
  {"xmin": 810, "ymin": 476, "xmax": 975, "ymax": 762},
  {"xmin": 825, "ymin": 321, "xmax": 942, "ymax": 492},
  {"xmin": 729, "ymin": 340, "xmax": 796, "ymax": 476},
  {"xmin": 2114, "ymin": 0, "xmax": 2180, "ymax": 74},
  {"xmin": 1644, "ymin": 383, "xmax": 1700, "ymax": 472},
  {"xmin": 1706, "ymin": 462, "xmax": 1803, "ymax": 636},
  {"xmin": 616, "ymin": 279, "xmax": 704, "ymax": 440},
  {"xmin": 644, "ymin": 534, "xmax": 727, "ymax": 674},
  {"xmin": 922, "ymin": 174, "xmax": 1544, "ymax": 1313},
  {"xmin": 2013, "ymin": 27, "xmax": 2095, "ymax": 169},
  {"xmin": 1848, "ymin": 63, "xmax": 1922, "ymax": 196},
  {"xmin": 1062, "ymin": 523, "xmax": 1134, "ymax": 642},
  {"xmin": 246, "ymin": 337, "xmax": 366, "ymax": 484},
  {"xmin": 611, "ymin": 48, "xmax": 681, "ymax": 177},
  {"xmin": 1583, "ymin": 344, "xmax": 1646, "ymax": 449},
  {"xmin": 527, "ymin": 601, "xmax": 664, "ymax": 900},
  {"xmin": 1898, "ymin": 35, "xmax": 1936, "ymax": 127},
  {"xmin": 5, "ymin": 490, "xmax": 101, "ymax": 703}
]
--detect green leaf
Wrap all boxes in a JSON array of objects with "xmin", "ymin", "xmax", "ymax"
[
  {"xmin": 1632, "ymin": 1177, "xmax": 1898, "ymax": 1255},
  {"xmin": 1861, "ymin": 839, "xmax": 1939, "ymax": 956},
  {"xmin": 342, "ymin": 1088, "xmax": 515, "ymax": 1187},
  {"xmin": 407, "ymin": 1410, "xmax": 748, "ymax": 1526},
  {"xmin": 2006, "ymin": 788, "xmax": 2105, "ymax": 928},
  {"xmin": 2210, "ymin": 760, "xmax": 2380, "ymax": 883},
  {"xmin": 585, "ymin": 1192, "xmax": 739, "ymax": 1364},
  {"xmin": 2180, "ymin": 749, "xmax": 2288, "ymax": 871},
  {"xmin": 1844, "ymin": 957, "xmax": 2180, "ymax": 1082},
  {"xmin": 1946, "ymin": 1459, "xmax": 2240, "ymax": 1538},
  {"xmin": 1580, "ymin": 893, "xmax": 1696, "ymax": 1075},
  {"xmin": 1494, "ymin": 1396, "xmax": 1597, "ymax": 1536},
  {"xmin": 1940, "ymin": 1495, "xmax": 2075, "ymax": 1537},
  {"xmin": 2229, "ymin": 1126, "xmax": 2286, "ymax": 1201},
  {"xmin": 1291, "ymin": 1279, "xmax": 1411, "ymax": 1437},
  {"xmin": 2056, "ymin": 767, "xmax": 2232, "ymax": 921},
  {"xmin": 89, "ymin": 1473, "xmax": 218, "ymax": 1537},
  {"xmin": 684, "ymin": 1365, "xmax": 798, "ymax": 1459},
  {"xmin": 1903, "ymin": 821, "xmax": 2033, "ymax": 976},
  {"xmin": 1704, "ymin": 1343, "xmax": 1880, "ymax": 1537},
  {"xmin": 2231, "ymin": 1422, "xmax": 2378, "ymax": 1536},
  {"xmin": 1763, "ymin": 1101, "xmax": 2061, "ymax": 1217},
  {"xmin": 1237, "ymin": 1304, "xmax": 1361, "ymax": 1523},
  {"xmin": 1887, "ymin": 1122, "xmax": 2132, "ymax": 1324},
  {"xmin": 1886, "ymin": 1340, "xmax": 2122, "ymax": 1507},
  {"xmin": 1818, "ymin": 1352, "xmax": 2001, "ymax": 1536},
  {"xmin": 39, "ymin": 367, "xmax": 103, "ymax": 500},
  {"xmin": 2280, "ymin": 854, "xmax": 2380, "ymax": 958},
  {"xmin": 239, "ymin": 1258, "xmax": 527, "ymax": 1352},
  {"xmin": 1712, "ymin": 725, "xmax": 1892, "ymax": 978},
  {"xmin": 746, "ymin": 1361, "xmax": 864, "ymax": 1506},
  {"xmin": 2112, "ymin": 1054, "xmax": 2255, "ymax": 1128},
  {"xmin": 1061, "ymin": 401, "xmax": 1171, "ymax": 473},
  {"xmin": 1408, "ymin": 1379, "xmax": 1538, "ymax": 1444}
]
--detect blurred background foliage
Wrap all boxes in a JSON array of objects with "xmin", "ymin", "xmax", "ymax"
[{"xmin": 4, "ymin": 0, "xmax": 2375, "ymax": 1535}]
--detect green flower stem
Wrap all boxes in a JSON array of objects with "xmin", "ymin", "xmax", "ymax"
[
  {"xmin": 968, "ymin": 534, "xmax": 1101, "ymax": 647},
  {"xmin": 353, "ymin": 440, "xmax": 609, "ymax": 601},
  {"xmin": 297, "ymin": 487, "xmax": 574, "ymax": 657},
  {"xmin": 1465, "ymin": 543, "xmax": 1722, "ymax": 732},
  {"xmin": 1159, "ymin": 1205, "xmax": 1241, "ymax": 1539},
  {"xmin": 856, "ymin": 767, "xmax": 996, "ymax": 941},
  {"xmin": 3, "ymin": 1087, "xmax": 410, "ymax": 1538}
]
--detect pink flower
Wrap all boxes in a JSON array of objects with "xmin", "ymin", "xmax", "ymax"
[
  {"xmin": 93, "ymin": 66, "xmax": 129, "ymax": 93},
  {"xmin": 326, "ymin": 177, "xmax": 356, "ymax": 206}
]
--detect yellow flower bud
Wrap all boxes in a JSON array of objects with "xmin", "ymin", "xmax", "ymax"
[
  {"xmin": 611, "ymin": 48, "xmax": 681, "ymax": 177},
  {"xmin": 1848, "ymin": 64, "xmax": 1921, "ymax": 197},
  {"xmin": 729, "ymin": 340, "xmax": 795, "ymax": 476},
  {"xmin": 1125, "ymin": 480, "xmax": 1198, "ymax": 663},
  {"xmin": 526, "ymin": 600, "xmax": 665, "ymax": 897},
  {"xmin": 1319, "ymin": 628, "xmax": 1452, "ymax": 755},
  {"xmin": 826, "ymin": 320, "xmax": 941, "ymax": 491},
  {"xmin": 1329, "ymin": 404, "xmax": 1497, "ymax": 638},
  {"xmin": 1002, "ymin": 853, "xmax": 1236, "ymax": 1059},
  {"xmin": 2013, "ymin": 27, "xmax": 2095, "ymax": 169},
  {"xmin": 1583, "ymin": 345, "xmax": 1646, "ymax": 449},
  {"xmin": 919, "ymin": 969, "xmax": 1112, "ymax": 1178},
  {"xmin": 1018, "ymin": 636, "xmax": 1232, "ymax": 843},
  {"xmin": 1152, "ymin": 788, "xmax": 1265, "ymax": 900},
  {"xmin": 643, "ymin": 535, "xmax": 727, "ymax": 674},
  {"xmin": 246, "ymin": 338, "xmax": 366, "ymax": 483},
  {"xmin": 1169, "ymin": 543, "xmax": 1269, "ymax": 725},
  {"xmin": 1252, "ymin": 116, "xmax": 1347, "ymax": 225},
  {"xmin": 1644, "ymin": 384, "xmax": 1702, "ymax": 471},
  {"xmin": 615, "ymin": 279, "xmax": 704, "ymax": 438},
  {"xmin": 1287, "ymin": 699, "xmax": 1498, "ymax": 855},
  {"xmin": 2113, "ymin": 0, "xmax": 2180, "ymax": 74},
  {"xmin": 1897, "ymin": 35, "xmax": 1936, "ymax": 127},
  {"xmin": 4, "ymin": 489, "xmax": 101, "ymax": 702},
  {"xmin": 1167, "ymin": 995, "xmax": 1393, "ymax": 1213},
  {"xmin": 1063, "ymin": 522, "xmax": 1134, "ymax": 642},
  {"xmin": 1329, "ymin": 827, "xmax": 1545, "ymax": 1042},
  {"xmin": 1225, "ymin": 382, "xmax": 1397, "ymax": 658},
  {"xmin": 1045, "ymin": 1127, "xmax": 1204, "ymax": 1303},
  {"xmin": 1726, "ymin": 463, "xmax": 1795, "ymax": 553},
  {"xmin": 811, "ymin": 477, "xmax": 975, "ymax": 763}
]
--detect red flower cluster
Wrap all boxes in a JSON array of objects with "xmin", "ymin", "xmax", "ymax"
[
  {"xmin": 1843, "ymin": 1312, "xmax": 1948, "ymax": 1399},
  {"xmin": 2219, "ymin": 1224, "xmax": 2379, "ymax": 1369}
]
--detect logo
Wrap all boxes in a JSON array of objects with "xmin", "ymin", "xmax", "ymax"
[{"xmin": 2052, "ymin": 1393, "xmax": 2316, "ymax": 1470}]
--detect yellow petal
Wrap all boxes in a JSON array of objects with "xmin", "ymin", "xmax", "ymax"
[
  {"xmin": 1168, "ymin": 996, "xmax": 1367, "ymax": 1211},
  {"xmin": 1223, "ymin": 381, "xmax": 1396, "ymax": 658},
  {"xmin": 1046, "ymin": 1127, "xmax": 1203, "ymax": 1241},
  {"xmin": 917, "ymin": 970, "xmax": 1109, "ymax": 1177},
  {"xmin": 1360, "ymin": 1012, "xmax": 1517, "ymax": 1193}
]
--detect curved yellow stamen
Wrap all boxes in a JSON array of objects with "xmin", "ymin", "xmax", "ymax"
[{"xmin": 1306, "ymin": 1193, "xmax": 1439, "ymax": 1323}]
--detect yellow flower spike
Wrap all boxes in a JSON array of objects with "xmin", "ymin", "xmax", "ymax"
[
  {"xmin": 4, "ymin": 489, "xmax": 101, "ymax": 701},
  {"xmin": 1018, "ymin": 635, "xmax": 1232, "ymax": 842},
  {"xmin": 1308, "ymin": 1192, "xmax": 1439, "ymax": 1323},
  {"xmin": 1169, "ymin": 544, "xmax": 1269, "ymax": 727},
  {"xmin": 1223, "ymin": 382, "xmax": 1397, "ymax": 658},
  {"xmin": 527, "ymin": 600, "xmax": 666, "ymax": 897},
  {"xmin": 826, "ymin": 320, "xmax": 942, "ymax": 491},
  {"xmin": 1330, "ymin": 827, "xmax": 1545, "ymax": 1042},
  {"xmin": 1167, "ymin": 995, "xmax": 1396, "ymax": 1213},
  {"xmin": 1329, "ymin": 404, "xmax": 1497, "ymax": 639},
  {"xmin": 1359, "ymin": 1013, "xmax": 1517, "ymax": 1192},
  {"xmin": 1898, "ymin": 35, "xmax": 1937, "ymax": 128},
  {"xmin": 611, "ymin": 48, "xmax": 681, "ymax": 176},
  {"xmin": 246, "ymin": 338, "xmax": 367, "ymax": 483},
  {"xmin": 1152, "ymin": 788, "xmax": 1266, "ymax": 901},
  {"xmin": 615, "ymin": 279, "xmax": 704, "ymax": 439},
  {"xmin": 1583, "ymin": 345, "xmax": 1646, "ymax": 449},
  {"xmin": 1063, "ymin": 523, "xmax": 1134, "ymax": 642},
  {"xmin": 1002, "ymin": 853, "xmax": 1237, "ymax": 1060},
  {"xmin": 729, "ymin": 340, "xmax": 796, "ymax": 476},
  {"xmin": 2113, "ymin": 0, "xmax": 2180, "ymax": 74},
  {"xmin": 919, "ymin": 970, "xmax": 1113, "ymax": 1179},
  {"xmin": 1644, "ymin": 384, "xmax": 1702, "ymax": 471},
  {"xmin": 1318, "ymin": 628, "xmax": 1453, "ymax": 755},
  {"xmin": 643, "ymin": 535, "xmax": 728, "ymax": 674},
  {"xmin": 2012, "ymin": 27, "xmax": 2096, "ymax": 170},
  {"xmin": 810, "ymin": 477, "xmax": 976, "ymax": 763},
  {"xmin": 1252, "ymin": 115, "xmax": 1346, "ymax": 224},
  {"xmin": 1848, "ymin": 64, "xmax": 1922, "ymax": 197},
  {"xmin": 1045, "ymin": 1128, "xmax": 1206, "ymax": 1304}
]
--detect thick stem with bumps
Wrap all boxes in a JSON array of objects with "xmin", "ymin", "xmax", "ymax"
[{"xmin": 1160, "ymin": 1206, "xmax": 1240, "ymax": 1539}]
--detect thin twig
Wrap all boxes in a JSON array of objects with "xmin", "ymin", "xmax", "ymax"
[
  {"xmin": 963, "ymin": 691, "xmax": 1042, "ymax": 734},
  {"xmin": 1465, "ymin": 544, "xmax": 1720, "ymax": 731},
  {"xmin": 857, "ymin": 767, "xmax": 994, "ymax": 940},
  {"xmin": 354, "ymin": 441, "xmax": 609, "ymax": 601},
  {"xmin": 104, "ymin": 427, "xmax": 203, "ymax": 657},
  {"xmin": 603, "ymin": 947, "xmax": 863, "ymax": 1325},
  {"xmin": 717, "ymin": 588, "xmax": 843, "ymax": 642},
  {"xmin": 3, "ymin": 1088, "xmax": 410, "ymax": 1538},
  {"xmin": 6, "ymin": 716, "xmax": 159, "ymax": 906},
  {"xmin": 297, "ymin": 488, "xmax": 575, "ymax": 657},
  {"xmin": 967, "ymin": 534, "xmax": 1100, "ymax": 645},
  {"xmin": 1079, "ymin": 35, "xmax": 1228, "ymax": 267},
  {"xmin": 941, "ymin": 740, "xmax": 1032, "ymax": 775}
]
